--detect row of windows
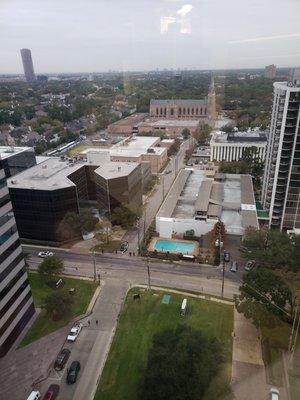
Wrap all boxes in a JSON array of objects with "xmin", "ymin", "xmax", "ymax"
[
  {"xmin": 155, "ymin": 106, "xmax": 207, "ymax": 116},
  {"xmin": 0, "ymin": 255, "xmax": 25, "ymax": 294},
  {"xmin": 0, "ymin": 209, "xmax": 14, "ymax": 229},
  {"xmin": 0, "ymin": 177, "xmax": 7, "ymax": 190},
  {"xmin": 0, "ymin": 292, "xmax": 32, "ymax": 338},
  {"xmin": 0, "ymin": 225, "xmax": 18, "ymax": 246},
  {"xmin": 0, "ymin": 279, "xmax": 30, "ymax": 320},
  {"xmin": 0, "ymin": 194, "xmax": 10, "ymax": 209},
  {"xmin": 0, "ymin": 239, "xmax": 21, "ymax": 265}
]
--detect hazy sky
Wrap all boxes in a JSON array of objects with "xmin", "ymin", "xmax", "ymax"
[{"xmin": 1, "ymin": 0, "xmax": 300, "ymax": 73}]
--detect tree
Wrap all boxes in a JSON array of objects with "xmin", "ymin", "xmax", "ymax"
[
  {"xmin": 240, "ymin": 228, "xmax": 295, "ymax": 270},
  {"xmin": 140, "ymin": 324, "xmax": 224, "ymax": 400},
  {"xmin": 111, "ymin": 206, "xmax": 137, "ymax": 229},
  {"xmin": 194, "ymin": 124, "xmax": 212, "ymax": 145},
  {"xmin": 57, "ymin": 212, "xmax": 81, "ymax": 240},
  {"xmin": 38, "ymin": 255, "xmax": 64, "ymax": 282},
  {"xmin": 44, "ymin": 290, "xmax": 73, "ymax": 320},
  {"xmin": 235, "ymin": 267, "xmax": 294, "ymax": 326},
  {"xmin": 79, "ymin": 210, "xmax": 98, "ymax": 233},
  {"xmin": 181, "ymin": 128, "xmax": 190, "ymax": 139}
]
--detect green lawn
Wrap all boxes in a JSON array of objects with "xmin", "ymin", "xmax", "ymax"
[
  {"xmin": 95, "ymin": 288, "xmax": 234, "ymax": 400},
  {"xmin": 21, "ymin": 272, "xmax": 97, "ymax": 346}
]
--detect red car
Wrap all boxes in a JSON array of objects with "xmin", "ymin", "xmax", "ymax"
[{"xmin": 43, "ymin": 385, "xmax": 59, "ymax": 400}]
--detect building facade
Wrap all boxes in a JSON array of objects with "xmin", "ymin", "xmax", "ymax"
[
  {"xmin": 0, "ymin": 160, "xmax": 34, "ymax": 357},
  {"xmin": 264, "ymin": 64, "xmax": 276, "ymax": 79},
  {"xmin": 20, "ymin": 49, "xmax": 36, "ymax": 82},
  {"xmin": 262, "ymin": 69, "xmax": 300, "ymax": 230},
  {"xmin": 210, "ymin": 131, "xmax": 267, "ymax": 162},
  {"xmin": 8, "ymin": 158, "xmax": 143, "ymax": 243}
]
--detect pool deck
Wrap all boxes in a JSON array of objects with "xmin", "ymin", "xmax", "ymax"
[{"xmin": 148, "ymin": 237, "xmax": 200, "ymax": 256}]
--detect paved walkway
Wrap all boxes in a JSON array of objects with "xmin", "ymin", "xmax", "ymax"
[
  {"xmin": 231, "ymin": 310, "xmax": 288, "ymax": 400},
  {"xmin": 0, "ymin": 325, "xmax": 70, "ymax": 400}
]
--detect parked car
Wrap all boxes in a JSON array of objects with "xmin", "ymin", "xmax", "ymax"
[
  {"xmin": 230, "ymin": 261, "xmax": 238, "ymax": 273},
  {"xmin": 120, "ymin": 241, "xmax": 129, "ymax": 254},
  {"xmin": 270, "ymin": 388, "xmax": 279, "ymax": 400},
  {"xmin": 54, "ymin": 348, "xmax": 71, "ymax": 370},
  {"xmin": 42, "ymin": 385, "xmax": 60, "ymax": 400},
  {"xmin": 245, "ymin": 260, "xmax": 255, "ymax": 271},
  {"xmin": 66, "ymin": 361, "xmax": 81, "ymax": 385},
  {"xmin": 38, "ymin": 251, "xmax": 54, "ymax": 258},
  {"xmin": 67, "ymin": 323, "xmax": 82, "ymax": 342},
  {"xmin": 223, "ymin": 251, "xmax": 230, "ymax": 262}
]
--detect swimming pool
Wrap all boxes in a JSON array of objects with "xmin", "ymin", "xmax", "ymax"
[{"xmin": 153, "ymin": 239, "xmax": 196, "ymax": 254}]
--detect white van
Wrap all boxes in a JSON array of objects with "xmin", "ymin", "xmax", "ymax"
[
  {"xmin": 180, "ymin": 298, "xmax": 187, "ymax": 316},
  {"xmin": 26, "ymin": 390, "xmax": 41, "ymax": 400},
  {"xmin": 270, "ymin": 388, "xmax": 279, "ymax": 400}
]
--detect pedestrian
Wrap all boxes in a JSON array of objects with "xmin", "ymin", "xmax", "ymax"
[
  {"xmin": 88, "ymin": 320, "xmax": 90, "ymax": 326},
  {"xmin": 129, "ymin": 252, "xmax": 131, "ymax": 256},
  {"xmin": 115, "ymin": 249, "xmax": 117, "ymax": 254},
  {"xmin": 102, "ymin": 249, "xmax": 104, "ymax": 254},
  {"xmin": 133, "ymin": 252, "xmax": 135, "ymax": 256},
  {"xmin": 96, "ymin": 319, "xmax": 98, "ymax": 325}
]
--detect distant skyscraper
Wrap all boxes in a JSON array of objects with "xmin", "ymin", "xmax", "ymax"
[
  {"xmin": 20, "ymin": 48, "xmax": 36, "ymax": 82},
  {"xmin": 264, "ymin": 64, "xmax": 276, "ymax": 79},
  {"xmin": 262, "ymin": 68, "xmax": 300, "ymax": 231}
]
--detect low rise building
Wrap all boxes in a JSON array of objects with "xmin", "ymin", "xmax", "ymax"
[
  {"xmin": 156, "ymin": 168, "xmax": 258, "ymax": 238},
  {"xmin": 210, "ymin": 131, "xmax": 267, "ymax": 162},
  {"xmin": 107, "ymin": 113, "xmax": 148, "ymax": 136},
  {"xmin": 81, "ymin": 136, "xmax": 168, "ymax": 174},
  {"xmin": 137, "ymin": 118, "xmax": 200, "ymax": 138},
  {"xmin": 8, "ymin": 158, "xmax": 143, "ymax": 244}
]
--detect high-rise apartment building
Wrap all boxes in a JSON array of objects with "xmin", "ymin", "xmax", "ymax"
[
  {"xmin": 264, "ymin": 64, "xmax": 276, "ymax": 79},
  {"xmin": 262, "ymin": 68, "xmax": 300, "ymax": 230},
  {"xmin": 0, "ymin": 159, "xmax": 34, "ymax": 357},
  {"xmin": 20, "ymin": 48, "xmax": 36, "ymax": 82}
]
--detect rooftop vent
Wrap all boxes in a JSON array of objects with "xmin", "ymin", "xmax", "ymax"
[
  {"xmin": 118, "ymin": 166, "xmax": 121, "ymax": 171},
  {"xmin": 10, "ymin": 179, "xmax": 17, "ymax": 184},
  {"xmin": 42, "ymin": 164, "xmax": 47, "ymax": 169}
]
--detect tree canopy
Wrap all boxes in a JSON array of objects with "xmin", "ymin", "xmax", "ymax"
[
  {"xmin": 38, "ymin": 255, "xmax": 64, "ymax": 282},
  {"xmin": 111, "ymin": 206, "xmax": 137, "ymax": 229},
  {"xmin": 44, "ymin": 290, "xmax": 73, "ymax": 319},
  {"xmin": 235, "ymin": 267, "xmax": 294, "ymax": 325},
  {"xmin": 140, "ymin": 324, "xmax": 224, "ymax": 400}
]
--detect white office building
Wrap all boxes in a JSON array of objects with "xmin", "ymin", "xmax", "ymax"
[
  {"xmin": 0, "ymin": 160, "xmax": 34, "ymax": 357},
  {"xmin": 262, "ymin": 68, "xmax": 300, "ymax": 230},
  {"xmin": 210, "ymin": 131, "xmax": 267, "ymax": 162}
]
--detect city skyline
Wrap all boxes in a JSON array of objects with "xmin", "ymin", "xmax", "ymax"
[{"xmin": 0, "ymin": 0, "xmax": 300, "ymax": 73}]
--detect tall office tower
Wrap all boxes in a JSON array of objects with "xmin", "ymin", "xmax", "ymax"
[
  {"xmin": 0, "ymin": 159, "xmax": 34, "ymax": 357},
  {"xmin": 264, "ymin": 64, "xmax": 276, "ymax": 79},
  {"xmin": 20, "ymin": 48, "xmax": 36, "ymax": 82},
  {"xmin": 262, "ymin": 68, "xmax": 300, "ymax": 231}
]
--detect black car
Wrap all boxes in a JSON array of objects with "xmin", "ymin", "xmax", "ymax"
[
  {"xmin": 223, "ymin": 251, "xmax": 230, "ymax": 263},
  {"xmin": 66, "ymin": 361, "xmax": 81, "ymax": 385},
  {"xmin": 54, "ymin": 349, "xmax": 71, "ymax": 371}
]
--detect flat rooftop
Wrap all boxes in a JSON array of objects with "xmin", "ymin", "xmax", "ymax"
[
  {"xmin": 157, "ymin": 168, "xmax": 258, "ymax": 234},
  {"xmin": 108, "ymin": 113, "xmax": 148, "ymax": 127},
  {"xmin": 140, "ymin": 119, "xmax": 200, "ymax": 128},
  {"xmin": 211, "ymin": 131, "xmax": 267, "ymax": 144},
  {"xmin": 0, "ymin": 146, "xmax": 34, "ymax": 160},
  {"xmin": 150, "ymin": 99, "xmax": 206, "ymax": 106},
  {"xmin": 81, "ymin": 136, "xmax": 166, "ymax": 158},
  {"xmin": 7, "ymin": 157, "xmax": 139, "ymax": 191}
]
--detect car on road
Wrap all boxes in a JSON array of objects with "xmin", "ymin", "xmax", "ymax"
[
  {"xmin": 223, "ymin": 251, "xmax": 230, "ymax": 262},
  {"xmin": 245, "ymin": 260, "xmax": 255, "ymax": 271},
  {"xmin": 67, "ymin": 323, "xmax": 82, "ymax": 342},
  {"xmin": 54, "ymin": 348, "xmax": 71, "ymax": 370},
  {"xmin": 66, "ymin": 361, "xmax": 81, "ymax": 385},
  {"xmin": 38, "ymin": 251, "xmax": 54, "ymax": 258},
  {"xmin": 270, "ymin": 388, "xmax": 279, "ymax": 400},
  {"xmin": 120, "ymin": 241, "xmax": 129, "ymax": 254},
  {"xmin": 42, "ymin": 385, "xmax": 60, "ymax": 400},
  {"xmin": 230, "ymin": 261, "xmax": 238, "ymax": 273}
]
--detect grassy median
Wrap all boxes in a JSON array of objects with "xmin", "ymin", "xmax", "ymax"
[
  {"xmin": 95, "ymin": 288, "xmax": 234, "ymax": 400},
  {"xmin": 20, "ymin": 272, "xmax": 97, "ymax": 346}
]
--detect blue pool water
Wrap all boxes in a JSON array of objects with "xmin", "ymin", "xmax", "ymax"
[{"xmin": 154, "ymin": 239, "xmax": 195, "ymax": 254}]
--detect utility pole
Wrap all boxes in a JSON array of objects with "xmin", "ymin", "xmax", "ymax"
[
  {"xmin": 289, "ymin": 298, "xmax": 300, "ymax": 368},
  {"xmin": 92, "ymin": 251, "xmax": 96, "ymax": 282},
  {"xmin": 147, "ymin": 256, "xmax": 151, "ymax": 290},
  {"xmin": 137, "ymin": 218, "xmax": 140, "ymax": 254}
]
